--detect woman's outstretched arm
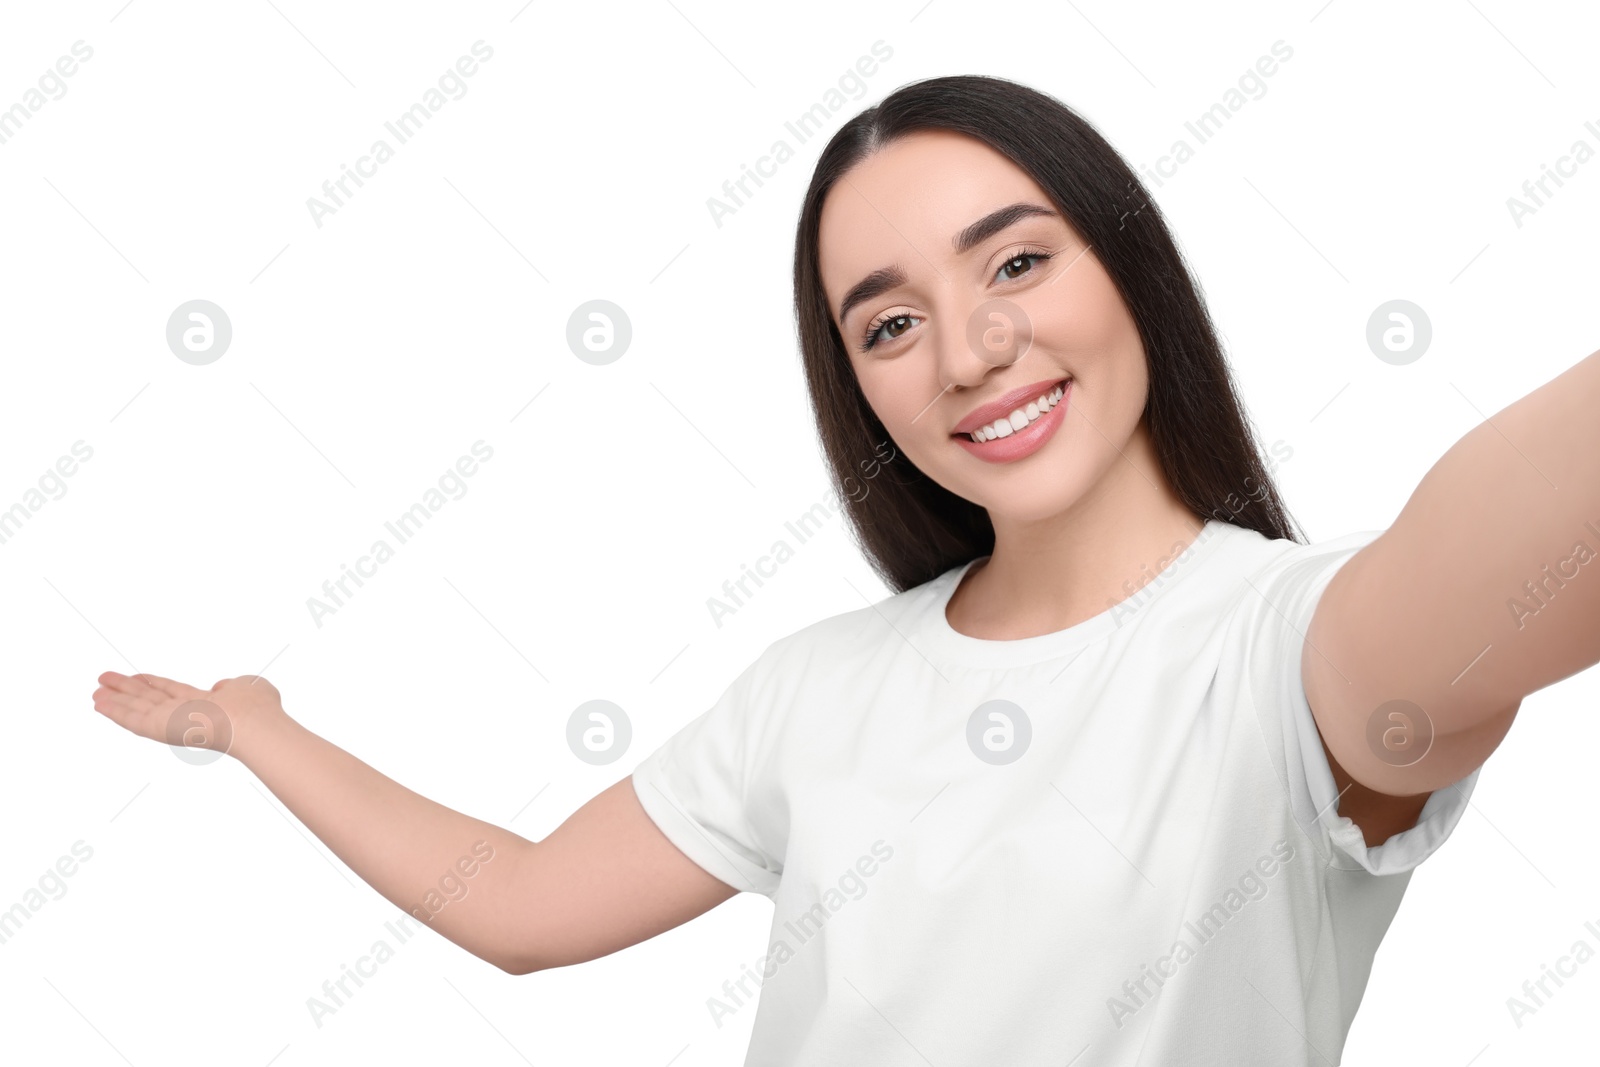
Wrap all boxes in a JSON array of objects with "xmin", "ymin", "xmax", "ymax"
[
  {"xmin": 1304, "ymin": 346, "xmax": 1600, "ymax": 808},
  {"xmin": 90, "ymin": 671, "xmax": 737, "ymax": 975}
]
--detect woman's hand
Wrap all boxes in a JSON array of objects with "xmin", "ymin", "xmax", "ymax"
[
  {"xmin": 87, "ymin": 668, "xmax": 738, "ymax": 975},
  {"xmin": 91, "ymin": 671, "xmax": 289, "ymax": 760}
]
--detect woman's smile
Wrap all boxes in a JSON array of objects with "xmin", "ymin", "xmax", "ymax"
[{"xmin": 952, "ymin": 377, "xmax": 1072, "ymax": 463}]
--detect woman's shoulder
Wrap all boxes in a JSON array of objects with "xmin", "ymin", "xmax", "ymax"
[
  {"xmin": 1203, "ymin": 518, "xmax": 1384, "ymax": 584},
  {"xmin": 745, "ymin": 559, "xmax": 970, "ymax": 674},
  {"xmin": 1092, "ymin": 520, "xmax": 1386, "ymax": 633},
  {"xmin": 1227, "ymin": 521, "xmax": 1386, "ymax": 588},
  {"xmin": 1203, "ymin": 520, "xmax": 1388, "ymax": 657}
]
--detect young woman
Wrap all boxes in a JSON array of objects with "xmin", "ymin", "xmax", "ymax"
[{"xmin": 92, "ymin": 75, "xmax": 1600, "ymax": 1064}]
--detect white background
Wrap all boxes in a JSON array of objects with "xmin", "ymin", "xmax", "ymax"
[{"xmin": 1, "ymin": 0, "xmax": 1597, "ymax": 1063}]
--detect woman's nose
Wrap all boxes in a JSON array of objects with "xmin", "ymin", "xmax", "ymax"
[{"xmin": 936, "ymin": 296, "xmax": 1033, "ymax": 389}]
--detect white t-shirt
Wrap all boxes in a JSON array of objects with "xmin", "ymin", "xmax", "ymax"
[{"xmin": 631, "ymin": 518, "xmax": 1481, "ymax": 1066}]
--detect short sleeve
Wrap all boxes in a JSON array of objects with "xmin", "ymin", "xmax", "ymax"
[
  {"xmin": 630, "ymin": 650, "xmax": 784, "ymax": 897},
  {"xmin": 1240, "ymin": 528, "xmax": 1482, "ymax": 876}
]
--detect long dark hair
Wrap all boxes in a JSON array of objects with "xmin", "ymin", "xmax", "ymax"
[{"xmin": 792, "ymin": 74, "xmax": 1304, "ymax": 594}]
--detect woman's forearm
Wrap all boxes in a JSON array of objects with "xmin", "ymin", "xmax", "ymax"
[
  {"xmin": 233, "ymin": 713, "xmax": 538, "ymax": 973},
  {"xmin": 95, "ymin": 670, "xmax": 733, "ymax": 979}
]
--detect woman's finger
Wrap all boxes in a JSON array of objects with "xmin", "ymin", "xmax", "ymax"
[
  {"xmin": 93, "ymin": 684, "xmax": 155, "ymax": 715},
  {"xmin": 129, "ymin": 673, "xmax": 196, "ymax": 699},
  {"xmin": 96, "ymin": 670, "xmax": 139, "ymax": 692}
]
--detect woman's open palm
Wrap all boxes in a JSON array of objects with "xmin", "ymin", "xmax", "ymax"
[{"xmin": 91, "ymin": 671, "xmax": 285, "ymax": 756}]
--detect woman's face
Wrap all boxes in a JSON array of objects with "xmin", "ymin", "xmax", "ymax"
[{"xmin": 818, "ymin": 129, "xmax": 1151, "ymax": 525}]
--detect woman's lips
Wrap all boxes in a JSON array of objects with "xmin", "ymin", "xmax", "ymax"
[
  {"xmin": 953, "ymin": 379, "xmax": 1072, "ymax": 464},
  {"xmin": 951, "ymin": 376, "xmax": 1072, "ymax": 437}
]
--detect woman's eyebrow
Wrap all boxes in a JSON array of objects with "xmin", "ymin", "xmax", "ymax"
[
  {"xmin": 952, "ymin": 201, "xmax": 1059, "ymax": 255},
  {"xmin": 836, "ymin": 202, "xmax": 1062, "ymax": 325},
  {"xmin": 838, "ymin": 266, "xmax": 909, "ymax": 328}
]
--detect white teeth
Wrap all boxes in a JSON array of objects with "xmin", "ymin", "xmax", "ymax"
[{"xmin": 970, "ymin": 383, "xmax": 1067, "ymax": 442}]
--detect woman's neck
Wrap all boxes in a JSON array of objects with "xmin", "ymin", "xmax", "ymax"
[{"xmin": 945, "ymin": 425, "xmax": 1209, "ymax": 640}]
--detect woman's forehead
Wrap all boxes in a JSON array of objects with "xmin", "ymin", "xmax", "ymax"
[
  {"xmin": 821, "ymin": 131, "xmax": 1042, "ymax": 238},
  {"xmin": 818, "ymin": 135, "xmax": 1061, "ymax": 315}
]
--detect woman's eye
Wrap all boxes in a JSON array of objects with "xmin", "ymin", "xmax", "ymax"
[
  {"xmin": 996, "ymin": 252, "xmax": 1047, "ymax": 282},
  {"xmin": 862, "ymin": 314, "xmax": 920, "ymax": 351}
]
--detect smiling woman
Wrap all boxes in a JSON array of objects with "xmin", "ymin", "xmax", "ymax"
[
  {"xmin": 794, "ymin": 105, "xmax": 1300, "ymax": 595},
  {"xmin": 89, "ymin": 72, "xmax": 1600, "ymax": 1067},
  {"xmin": 627, "ymin": 75, "xmax": 1507, "ymax": 1063}
]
